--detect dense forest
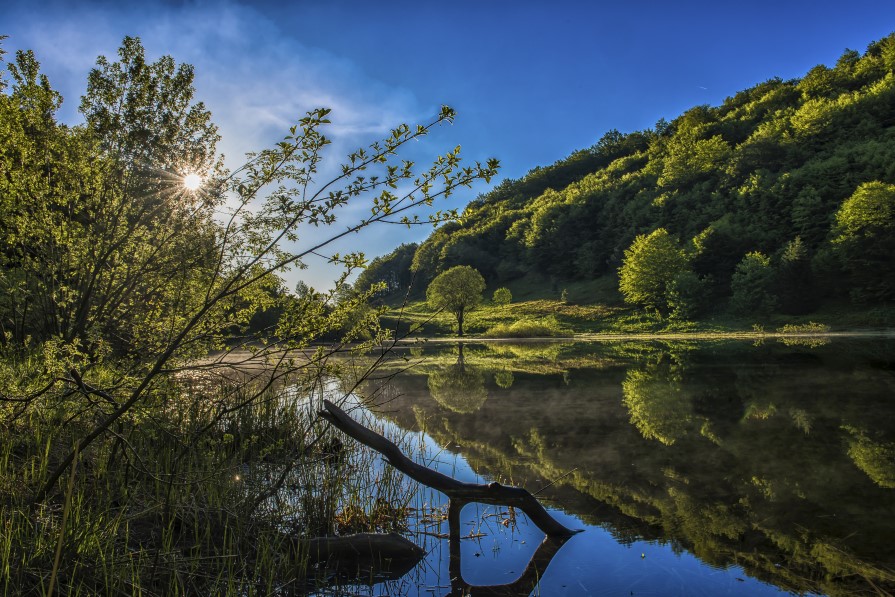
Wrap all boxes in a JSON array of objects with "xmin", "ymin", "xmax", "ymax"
[{"xmin": 357, "ymin": 34, "xmax": 895, "ymax": 319}]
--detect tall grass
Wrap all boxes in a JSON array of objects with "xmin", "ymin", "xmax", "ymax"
[{"xmin": 0, "ymin": 359, "xmax": 416, "ymax": 595}]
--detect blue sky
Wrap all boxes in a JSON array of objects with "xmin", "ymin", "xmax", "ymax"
[{"xmin": 5, "ymin": 0, "xmax": 895, "ymax": 289}]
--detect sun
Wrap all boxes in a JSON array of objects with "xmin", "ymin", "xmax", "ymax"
[{"xmin": 183, "ymin": 173, "xmax": 202, "ymax": 191}]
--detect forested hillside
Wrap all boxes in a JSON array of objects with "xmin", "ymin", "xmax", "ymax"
[{"xmin": 358, "ymin": 34, "xmax": 895, "ymax": 317}]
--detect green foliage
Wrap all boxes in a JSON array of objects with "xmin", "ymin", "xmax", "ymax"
[
  {"xmin": 657, "ymin": 129, "xmax": 731, "ymax": 189},
  {"xmin": 0, "ymin": 35, "xmax": 499, "ymax": 585},
  {"xmin": 833, "ymin": 181, "xmax": 895, "ymax": 237},
  {"xmin": 0, "ymin": 373, "xmax": 415, "ymax": 593},
  {"xmin": 0, "ymin": 41, "xmax": 223, "ymax": 358},
  {"xmin": 494, "ymin": 369, "xmax": 515, "ymax": 388},
  {"xmin": 730, "ymin": 252, "xmax": 777, "ymax": 315},
  {"xmin": 775, "ymin": 236, "xmax": 817, "ymax": 314},
  {"xmin": 492, "ymin": 286, "xmax": 512, "ymax": 305},
  {"xmin": 354, "ymin": 242, "xmax": 418, "ymax": 300},
  {"xmin": 667, "ymin": 270, "xmax": 708, "ymax": 320},
  {"xmin": 483, "ymin": 315, "xmax": 568, "ymax": 338},
  {"xmin": 776, "ymin": 322, "xmax": 831, "ymax": 334},
  {"xmin": 618, "ymin": 229, "xmax": 692, "ymax": 315},
  {"xmin": 365, "ymin": 33, "xmax": 895, "ymax": 319},
  {"xmin": 426, "ymin": 265, "xmax": 486, "ymax": 336},
  {"xmin": 844, "ymin": 427, "xmax": 895, "ymax": 488},
  {"xmin": 831, "ymin": 181, "xmax": 895, "ymax": 301},
  {"xmin": 80, "ymin": 36, "xmax": 219, "ymax": 174},
  {"xmin": 621, "ymin": 358, "xmax": 697, "ymax": 446},
  {"xmin": 426, "ymin": 350, "xmax": 488, "ymax": 413}
]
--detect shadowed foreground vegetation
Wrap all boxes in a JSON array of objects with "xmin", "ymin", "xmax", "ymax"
[
  {"xmin": 0, "ymin": 362, "xmax": 417, "ymax": 594},
  {"xmin": 0, "ymin": 35, "xmax": 496, "ymax": 594}
]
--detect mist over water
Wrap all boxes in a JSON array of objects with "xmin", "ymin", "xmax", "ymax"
[{"xmin": 353, "ymin": 337, "xmax": 895, "ymax": 595}]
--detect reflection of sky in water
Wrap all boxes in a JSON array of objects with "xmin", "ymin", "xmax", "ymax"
[
  {"xmin": 359, "ymin": 422, "xmax": 794, "ymax": 596},
  {"xmin": 542, "ymin": 510, "xmax": 793, "ymax": 596},
  {"xmin": 321, "ymin": 338, "xmax": 895, "ymax": 595}
]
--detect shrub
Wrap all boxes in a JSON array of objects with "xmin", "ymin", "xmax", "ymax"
[
  {"xmin": 484, "ymin": 316, "xmax": 569, "ymax": 338},
  {"xmin": 492, "ymin": 287, "xmax": 512, "ymax": 305}
]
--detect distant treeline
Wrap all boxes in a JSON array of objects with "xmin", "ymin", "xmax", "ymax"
[{"xmin": 357, "ymin": 33, "xmax": 895, "ymax": 316}]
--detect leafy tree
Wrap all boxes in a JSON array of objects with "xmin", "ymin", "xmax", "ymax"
[
  {"xmin": 618, "ymin": 228, "xmax": 692, "ymax": 316},
  {"xmin": 621, "ymin": 358, "xmax": 697, "ymax": 446},
  {"xmin": 657, "ymin": 130, "xmax": 731, "ymax": 189},
  {"xmin": 844, "ymin": 427, "xmax": 895, "ymax": 489},
  {"xmin": 667, "ymin": 270, "xmax": 707, "ymax": 320},
  {"xmin": 729, "ymin": 252, "xmax": 777, "ymax": 315},
  {"xmin": 831, "ymin": 181, "xmax": 895, "ymax": 302},
  {"xmin": 492, "ymin": 287, "xmax": 512, "ymax": 305},
  {"xmin": 775, "ymin": 236, "xmax": 817, "ymax": 314},
  {"xmin": 426, "ymin": 265, "xmax": 486, "ymax": 336},
  {"xmin": 0, "ymin": 41, "xmax": 223, "ymax": 356},
  {"xmin": 354, "ymin": 242, "xmax": 418, "ymax": 300},
  {"xmin": 1, "ymin": 38, "xmax": 499, "ymax": 503},
  {"xmin": 80, "ymin": 36, "xmax": 219, "ymax": 175},
  {"xmin": 494, "ymin": 369, "xmax": 514, "ymax": 388}
]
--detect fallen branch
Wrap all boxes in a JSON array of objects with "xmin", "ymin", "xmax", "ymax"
[{"xmin": 318, "ymin": 399, "xmax": 581, "ymax": 537}]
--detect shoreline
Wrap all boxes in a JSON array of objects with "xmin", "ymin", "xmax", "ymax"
[{"xmin": 391, "ymin": 329, "xmax": 895, "ymax": 344}]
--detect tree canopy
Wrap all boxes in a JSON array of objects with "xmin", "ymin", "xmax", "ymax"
[
  {"xmin": 618, "ymin": 228, "xmax": 691, "ymax": 315},
  {"xmin": 426, "ymin": 265, "xmax": 486, "ymax": 336},
  {"xmin": 492, "ymin": 287, "xmax": 512, "ymax": 305},
  {"xmin": 1, "ymin": 36, "xmax": 498, "ymax": 504},
  {"xmin": 363, "ymin": 33, "xmax": 895, "ymax": 317},
  {"xmin": 831, "ymin": 181, "xmax": 895, "ymax": 301}
]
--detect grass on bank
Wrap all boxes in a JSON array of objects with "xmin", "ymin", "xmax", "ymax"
[
  {"xmin": 0, "ymin": 356, "xmax": 415, "ymax": 595},
  {"xmin": 379, "ymin": 271, "xmax": 895, "ymax": 339}
]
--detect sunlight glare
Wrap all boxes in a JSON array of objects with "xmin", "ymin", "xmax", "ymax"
[{"xmin": 183, "ymin": 173, "xmax": 202, "ymax": 191}]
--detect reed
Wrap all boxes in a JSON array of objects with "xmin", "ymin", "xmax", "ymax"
[{"xmin": 0, "ymin": 359, "xmax": 417, "ymax": 595}]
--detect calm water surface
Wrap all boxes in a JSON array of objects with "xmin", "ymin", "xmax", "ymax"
[{"xmin": 343, "ymin": 337, "xmax": 895, "ymax": 596}]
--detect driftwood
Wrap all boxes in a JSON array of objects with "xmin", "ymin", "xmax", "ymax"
[{"xmin": 318, "ymin": 399, "xmax": 581, "ymax": 537}]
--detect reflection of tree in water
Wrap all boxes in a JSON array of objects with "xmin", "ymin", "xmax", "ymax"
[
  {"xmin": 844, "ymin": 426, "xmax": 895, "ymax": 488},
  {"xmin": 621, "ymin": 354, "xmax": 698, "ymax": 446},
  {"xmin": 373, "ymin": 339, "xmax": 895, "ymax": 595},
  {"xmin": 427, "ymin": 344, "xmax": 488, "ymax": 414},
  {"xmin": 493, "ymin": 369, "xmax": 514, "ymax": 389}
]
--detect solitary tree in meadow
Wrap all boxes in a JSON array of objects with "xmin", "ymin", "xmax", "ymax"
[{"xmin": 426, "ymin": 265, "xmax": 485, "ymax": 336}]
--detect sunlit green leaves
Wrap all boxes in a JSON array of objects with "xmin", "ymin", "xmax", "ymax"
[
  {"xmin": 426, "ymin": 266, "xmax": 486, "ymax": 336},
  {"xmin": 618, "ymin": 229, "xmax": 692, "ymax": 315}
]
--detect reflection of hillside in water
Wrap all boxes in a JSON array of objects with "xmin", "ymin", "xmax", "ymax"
[{"xmin": 361, "ymin": 340, "xmax": 895, "ymax": 596}]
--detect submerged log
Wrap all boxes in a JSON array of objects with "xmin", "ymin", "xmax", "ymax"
[
  {"xmin": 303, "ymin": 532, "xmax": 425, "ymax": 562},
  {"xmin": 296, "ymin": 532, "xmax": 426, "ymax": 586},
  {"xmin": 318, "ymin": 399, "xmax": 581, "ymax": 538}
]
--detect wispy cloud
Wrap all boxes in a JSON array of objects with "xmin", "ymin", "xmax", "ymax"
[
  {"xmin": 5, "ymin": 0, "xmax": 447, "ymax": 288},
  {"xmin": 7, "ymin": 0, "xmax": 424, "ymax": 167}
]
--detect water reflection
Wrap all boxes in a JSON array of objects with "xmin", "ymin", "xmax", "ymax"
[
  {"xmin": 427, "ymin": 343, "xmax": 489, "ymax": 413},
  {"xmin": 360, "ymin": 338, "xmax": 895, "ymax": 595}
]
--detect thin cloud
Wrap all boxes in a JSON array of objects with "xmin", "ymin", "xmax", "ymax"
[{"xmin": 4, "ymin": 0, "xmax": 444, "ymax": 288}]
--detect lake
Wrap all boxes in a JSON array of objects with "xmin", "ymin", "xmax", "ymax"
[{"xmin": 332, "ymin": 336, "xmax": 895, "ymax": 596}]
